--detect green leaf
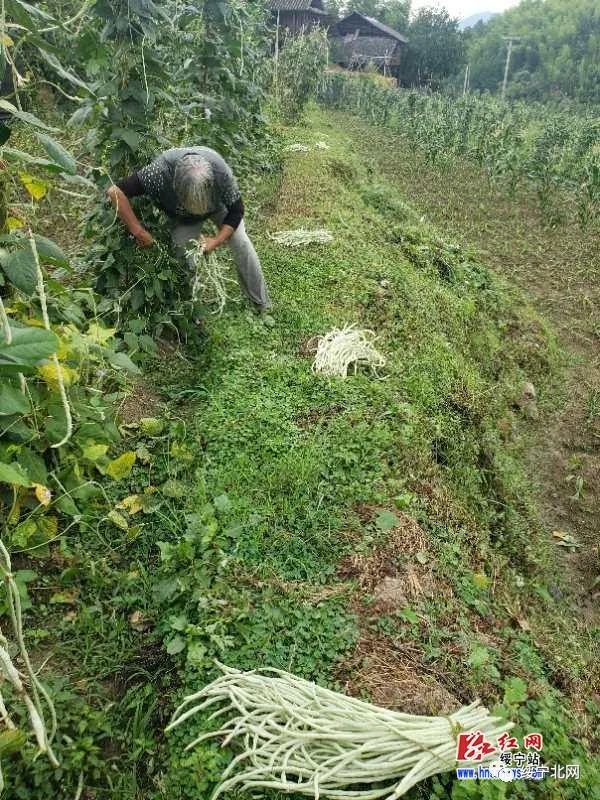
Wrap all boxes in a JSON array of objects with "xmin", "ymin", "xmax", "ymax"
[
  {"xmin": 16, "ymin": 449, "xmax": 48, "ymax": 484},
  {"xmin": 35, "ymin": 133, "xmax": 77, "ymax": 175},
  {"xmin": 186, "ymin": 641, "xmax": 207, "ymax": 665},
  {"xmin": 105, "ymin": 350, "xmax": 141, "ymax": 374},
  {"xmin": 107, "ymin": 509, "xmax": 129, "ymax": 530},
  {"xmin": 400, "ymin": 607, "xmax": 419, "ymax": 624},
  {"xmin": 36, "ymin": 50, "xmax": 90, "ymax": 93},
  {"xmin": 0, "ymin": 326, "xmax": 58, "ymax": 373},
  {"xmin": 166, "ymin": 635, "xmax": 186, "ymax": 655},
  {"xmin": 111, "ymin": 128, "xmax": 140, "ymax": 151},
  {"xmin": 152, "ymin": 578, "xmax": 178, "ymax": 602},
  {"xmin": 106, "ymin": 451, "xmax": 136, "ymax": 480},
  {"xmin": 1, "ymin": 147, "xmax": 62, "ymax": 172},
  {"xmin": 375, "ymin": 510, "xmax": 399, "ymax": 532},
  {"xmin": 33, "ymin": 235, "xmax": 69, "ymax": 267},
  {"xmin": 139, "ymin": 417, "xmax": 164, "ymax": 436},
  {"xmin": 49, "ymin": 591, "xmax": 77, "ymax": 605},
  {"xmin": 7, "ymin": 0, "xmax": 55, "ymax": 24},
  {"xmin": 0, "ymin": 382, "xmax": 30, "ymax": 415},
  {"xmin": 468, "ymin": 644, "xmax": 490, "ymax": 668},
  {"xmin": 160, "ymin": 479, "xmax": 187, "ymax": 499},
  {"xmin": 0, "ymin": 461, "xmax": 31, "ymax": 486},
  {"xmin": 0, "ymin": 729, "xmax": 27, "ymax": 757},
  {"xmin": 503, "ymin": 677, "xmax": 528, "ymax": 706},
  {"xmin": 0, "ymin": 247, "xmax": 37, "ymax": 293},
  {"xmin": 82, "ymin": 443, "xmax": 109, "ymax": 462},
  {"xmin": 67, "ymin": 106, "xmax": 93, "ymax": 127},
  {"xmin": 214, "ymin": 493, "xmax": 231, "ymax": 513},
  {"xmin": 0, "ymin": 99, "xmax": 59, "ymax": 132}
]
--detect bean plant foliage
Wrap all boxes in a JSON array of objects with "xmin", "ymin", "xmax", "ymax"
[
  {"xmin": 276, "ymin": 26, "xmax": 329, "ymax": 123},
  {"xmin": 76, "ymin": 0, "xmax": 274, "ymax": 341},
  {"xmin": 0, "ymin": 0, "xmax": 274, "ymax": 791}
]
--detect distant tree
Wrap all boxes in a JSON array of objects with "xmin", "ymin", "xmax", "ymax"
[
  {"xmin": 331, "ymin": 0, "xmax": 411, "ymax": 33},
  {"xmin": 465, "ymin": 0, "xmax": 600, "ymax": 102},
  {"xmin": 402, "ymin": 7, "xmax": 465, "ymax": 89}
]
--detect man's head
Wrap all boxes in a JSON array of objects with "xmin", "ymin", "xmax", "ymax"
[{"xmin": 174, "ymin": 155, "xmax": 214, "ymax": 216}]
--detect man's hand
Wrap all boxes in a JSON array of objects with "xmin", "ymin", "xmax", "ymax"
[
  {"xmin": 202, "ymin": 236, "xmax": 219, "ymax": 255},
  {"xmin": 132, "ymin": 226, "xmax": 154, "ymax": 248}
]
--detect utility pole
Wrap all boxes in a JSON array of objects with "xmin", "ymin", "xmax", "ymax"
[
  {"xmin": 501, "ymin": 36, "xmax": 520, "ymax": 101},
  {"xmin": 463, "ymin": 63, "xmax": 470, "ymax": 96},
  {"xmin": 274, "ymin": 10, "xmax": 280, "ymax": 97}
]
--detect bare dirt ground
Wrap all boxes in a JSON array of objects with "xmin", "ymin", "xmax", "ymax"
[{"xmin": 343, "ymin": 114, "xmax": 600, "ymax": 617}]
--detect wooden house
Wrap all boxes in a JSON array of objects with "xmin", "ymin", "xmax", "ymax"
[
  {"xmin": 330, "ymin": 12, "xmax": 407, "ymax": 78},
  {"xmin": 267, "ymin": 0, "xmax": 330, "ymax": 35}
]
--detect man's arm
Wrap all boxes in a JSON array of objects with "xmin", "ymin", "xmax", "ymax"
[
  {"xmin": 106, "ymin": 183, "xmax": 154, "ymax": 248},
  {"xmin": 202, "ymin": 198, "xmax": 244, "ymax": 254}
]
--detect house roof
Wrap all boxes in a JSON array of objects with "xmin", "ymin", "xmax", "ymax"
[
  {"xmin": 338, "ymin": 12, "xmax": 408, "ymax": 43},
  {"xmin": 267, "ymin": 0, "xmax": 325, "ymax": 11}
]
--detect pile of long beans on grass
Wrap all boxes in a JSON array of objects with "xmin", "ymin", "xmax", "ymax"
[
  {"xmin": 312, "ymin": 324, "xmax": 385, "ymax": 378},
  {"xmin": 166, "ymin": 663, "xmax": 511, "ymax": 799},
  {"xmin": 270, "ymin": 228, "xmax": 333, "ymax": 247}
]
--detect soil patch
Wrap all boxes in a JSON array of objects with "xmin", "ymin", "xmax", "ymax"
[{"xmin": 117, "ymin": 382, "xmax": 163, "ymax": 425}]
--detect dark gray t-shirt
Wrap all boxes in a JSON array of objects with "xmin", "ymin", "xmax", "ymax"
[{"xmin": 123, "ymin": 147, "xmax": 242, "ymax": 224}]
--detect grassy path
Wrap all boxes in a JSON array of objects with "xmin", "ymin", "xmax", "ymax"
[{"xmin": 10, "ymin": 108, "xmax": 598, "ymax": 799}]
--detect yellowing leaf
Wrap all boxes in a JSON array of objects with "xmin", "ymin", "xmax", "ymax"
[
  {"xmin": 37, "ymin": 362, "xmax": 78, "ymax": 390},
  {"xmin": 473, "ymin": 572, "xmax": 490, "ymax": 589},
  {"xmin": 86, "ymin": 323, "xmax": 116, "ymax": 345},
  {"xmin": 24, "ymin": 317, "xmax": 45, "ymax": 328},
  {"xmin": 0, "ymin": 33, "xmax": 15, "ymax": 47},
  {"xmin": 107, "ymin": 509, "xmax": 129, "ymax": 530},
  {"xmin": 6, "ymin": 216, "xmax": 24, "ymax": 231},
  {"xmin": 170, "ymin": 441, "xmax": 194, "ymax": 463},
  {"xmin": 33, "ymin": 483, "xmax": 51, "ymax": 507},
  {"xmin": 50, "ymin": 591, "xmax": 77, "ymax": 605},
  {"xmin": 19, "ymin": 172, "xmax": 49, "ymax": 201},
  {"xmin": 117, "ymin": 494, "xmax": 143, "ymax": 515},
  {"xmin": 39, "ymin": 516, "xmax": 58, "ymax": 538},
  {"xmin": 82, "ymin": 443, "xmax": 109, "ymax": 462},
  {"xmin": 55, "ymin": 338, "xmax": 71, "ymax": 360},
  {"xmin": 106, "ymin": 451, "xmax": 136, "ymax": 480},
  {"xmin": 139, "ymin": 417, "xmax": 164, "ymax": 436}
]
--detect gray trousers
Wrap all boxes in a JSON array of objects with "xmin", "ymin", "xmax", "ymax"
[{"xmin": 171, "ymin": 213, "xmax": 271, "ymax": 310}]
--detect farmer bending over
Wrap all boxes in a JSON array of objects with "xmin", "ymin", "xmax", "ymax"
[{"xmin": 106, "ymin": 147, "xmax": 271, "ymax": 312}]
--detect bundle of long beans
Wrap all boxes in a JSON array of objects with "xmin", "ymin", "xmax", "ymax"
[
  {"xmin": 270, "ymin": 229, "xmax": 333, "ymax": 247},
  {"xmin": 0, "ymin": 541, "xmax": 58, "ymax": 792},
  {"xmin": 186, "ymin": 240, "xmax": 232, "ymax": 314},
  {"xmin": 312, "ymin": 324, "xmax": 385, "ymax": 378},
  {"xmin": 166, "ymin": 663, "xmax": 511, "ymax": 800}
]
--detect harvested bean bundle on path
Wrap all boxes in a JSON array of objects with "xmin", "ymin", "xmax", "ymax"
[
  {"xmin": 312, "ymin": 324, "xmax": 385, "ymax": 378},
  {"xmin": 166, "ymin": 663, "xmax": 512, "ymax": 800},
  {"xmin": 270, "ymin": 229, "xmax": 333, "ymax": 247}
]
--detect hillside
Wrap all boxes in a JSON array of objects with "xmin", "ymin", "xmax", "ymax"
[
  {"xmin": 0, "ymin": 4, "xmax": 598, "ymax": 798},
  {"xmin": 458, "ymin": 11, "xmax": 498, "ymax": 29},
  {"xmin": 465, "ymin": 0, "xmax": 600, "ymax": 101},
  {"xmin": 3, "ymin": 103, "xmax": 598, "ymax": 799}
]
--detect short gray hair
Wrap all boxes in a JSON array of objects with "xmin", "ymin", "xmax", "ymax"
[{"xmin": 173, "ymin": 155, "xmax": 214, "ymax": 216}]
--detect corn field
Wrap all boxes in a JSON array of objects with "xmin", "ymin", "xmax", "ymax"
[{"xmin": 320, "ymin": 72, "xmax": 600, "ymax": 228}]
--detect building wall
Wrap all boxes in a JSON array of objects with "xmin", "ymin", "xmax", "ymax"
[{"xmin": 275, "ymin": 10, "xmax": 323, "ymax": 34}]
